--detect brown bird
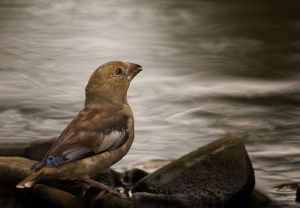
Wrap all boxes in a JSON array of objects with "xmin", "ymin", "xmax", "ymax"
[{"xmin": 16, "ymin": 61, "xmax": 142, "ymax": 195}]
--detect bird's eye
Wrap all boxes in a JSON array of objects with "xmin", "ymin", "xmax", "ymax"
[{"xmin": 115, "ymin": 68, "xmax": 123, "ymax": 76}]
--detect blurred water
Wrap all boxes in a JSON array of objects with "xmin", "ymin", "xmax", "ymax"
[{"xmin": 0, "ymin": 0, "xmax": 300, "ymax": 206}]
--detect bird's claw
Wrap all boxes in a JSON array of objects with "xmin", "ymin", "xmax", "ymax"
[
  {"xmin": 95, "ymin": 190, "xmax": 106, "ymax": 200},
  {"xmin": 80, "ymin": 178, "xmax": 124, "ymax": 199}
]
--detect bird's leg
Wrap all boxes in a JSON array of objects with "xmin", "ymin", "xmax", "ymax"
[{"xmin": 81, "ymin": 177, "xmax": 123, "ymax": 199}]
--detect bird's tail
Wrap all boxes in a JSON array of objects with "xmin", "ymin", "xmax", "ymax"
[{"xmin": 16, "ymin": 168, "xmax": 47, "ymax": 189}]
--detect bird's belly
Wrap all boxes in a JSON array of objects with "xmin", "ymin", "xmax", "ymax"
[{"xmin": 52, "ymin": 133, "xmax": 134, "ymax": 180}]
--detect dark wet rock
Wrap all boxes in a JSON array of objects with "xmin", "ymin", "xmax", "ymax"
[
  {"xmin": 296, "ymin": 187, "xmax": 300, "ymax": 202},
  {"xmin": 25, "ymin": 138, "xmax": 55, "ymax": 161},
  {"xmin": 0, "ymin": 156, "xmax": 130, "ymax": 208},
  {"xmin": 86, "ymin": 192, "xmax": 133, "ymax": 208},
  {"xmin": 123, "ymin": 168, "xmax": 149, "ymax": 186},
  {"xmin": 16, "ymin": 179, "xmax": 132, "ymax": 208},
  {"xmin": 38, "ymin": 168, "xmax": 124, "ymax": 197},
  {"xmin": 0, "ymin": 137, "xmax": 55, "ymax": 160},
  {"xmin": 132, "ymin": 137, "xmax": 255, "ymax": 208},
  {"xmin": 92, "ymin": 168, "xmax": 123, "ymax": 187},
  {"xmin": 0, "ymin": 137, "xmax": 255, "ymax": 208},
  {"xmin": 0, "ymin": 145, "xmax": 28, "ymax": 158},
  {"xmin": 251, "ymin": 189, "xmax": 271, "ymax": 208},
  {"xmin": 17, "ymin": 172, "xmax": 132, "ymax": 208},
  {"xmin": 34, "ymin": 179, "xmax": 83, "ymax": 197},
  {"xmin": 32, "ymin": 184, "xmax": 133, "ymax": 208},
  {"xmin": 0, "ymin": 157, "xmax": 36, "ymax": 208},
  {"xmin": 0, "ymin": 157, "xmax": 35, "ymax": 188},
  {"xmin": 33, "ymin": 184, "xmax": 85, "ymax": 208}
]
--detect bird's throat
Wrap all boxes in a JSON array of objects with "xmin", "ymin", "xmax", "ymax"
[{"xmin": 85, "ymin": 92, "xmax": 126, "ymax": 108}]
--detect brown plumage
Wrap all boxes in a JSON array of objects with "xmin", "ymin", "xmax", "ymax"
[{"xmin": 16, "ymin": 61, "xmax": 142, "ymax": 189}]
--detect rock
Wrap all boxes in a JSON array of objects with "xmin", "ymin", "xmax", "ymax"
[
  {"xmin": 25, "ymin": 137, "xmax": 55, "ymax": 160},
  {"xmin": 40, "ymin": 168, "xmax": 124, "ymax": 197},
  {"xmin": 0, "ymin": 145, "xmax": 28, "ymax": 158},
  {"xmin": 17, "ymin": 174, "xmax": 131, "ymax": 208},
  {"xmin": 0, "ymin": 138, "xmax": 55, "ymax": 160},
  {"xmin": 32, "ymin": 184, "xmax": 133, "ymax": 208},
  {"xmin": 33, "ymin": 178, "xmax": 84, "ymax": 197},
  {"xmin": 0, "ymin": 156, "xmax": 129, "ymax": 208},
  {"xmin": 12, "ymin": 165, "xmax": 131, "ymax": 208},
  {"xmin": 132, "ymin": 137, "xmax": 255, "ymax": 208},
  {"xmin": 32, "ymin": 184, "xmax": 86, "ymax": 208},
  {"xmin": 123, "ymin": 168, "xmax": 149, "ymax": 187},
  {"xmin": 296, "ymin": 187, "xmax": 300, "ymax": 202},
  {"xmin": 0, "ymin": 157, "xmax": 36, "ymax": 208},
  {"xmin": 0, "ymin": 137, "xmax": 256, "ymax": 208},
  {"xmin": 92, "ymin": 168, "xmax": 123, "ymax": 187},
  {"xmin": 251, "ymin": 189, "xmax": 271, "ymax": 208},
  {"xmin": 0, "ymin": 157, "xmax": 36, "ymax": 188},
  {"xmin": 86, "ymin": 193, "xmax": 133, "ymax": 208}
]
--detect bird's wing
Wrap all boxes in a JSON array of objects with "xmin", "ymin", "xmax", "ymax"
[{"xmin": 33, "ymin": 106, "xmax": 129, "ymax": 170}]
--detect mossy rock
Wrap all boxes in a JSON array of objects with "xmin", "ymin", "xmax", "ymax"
[{"xmin": 133, "ymin": 137, "xmax": 255, "ymax": 208}]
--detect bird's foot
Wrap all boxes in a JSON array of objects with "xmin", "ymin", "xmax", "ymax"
[{"xmin": 81, "ymin": 178, "xmax": 124, "ymax": 199}]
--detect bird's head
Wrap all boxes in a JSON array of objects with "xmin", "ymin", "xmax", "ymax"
[{"xmin": 85, "ymin": 61, "xmax": 142, "ymax": 107}]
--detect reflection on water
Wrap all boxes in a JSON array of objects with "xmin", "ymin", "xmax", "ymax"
[{"xmin": 0, "ymin": 0, "xmax": 300, "ymax": 206}]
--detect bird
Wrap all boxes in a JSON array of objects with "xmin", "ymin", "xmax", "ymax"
[{"xmin": 16, "ymin": 61, "xmax": 142, "ymax": 196}]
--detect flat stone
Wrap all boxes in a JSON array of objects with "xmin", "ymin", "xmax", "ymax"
[{"xmin": 132, "ymin": 137, "xmax": 255, "ymax": 208}]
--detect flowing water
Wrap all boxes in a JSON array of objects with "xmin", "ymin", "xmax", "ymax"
[{"xmin": 0, "ymin": 0, "xmax": 300, "ymax": 207}]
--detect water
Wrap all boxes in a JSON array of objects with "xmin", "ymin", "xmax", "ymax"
[{"xmin": 0, "ymin": 0, "xmax": 300, "ymax": 206}]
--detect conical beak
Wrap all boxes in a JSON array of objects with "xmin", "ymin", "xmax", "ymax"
[{"xmin": 126, "ymin": 62, "xmax": 142, "ymax": 82}]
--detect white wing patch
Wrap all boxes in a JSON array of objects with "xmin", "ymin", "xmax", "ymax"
[{"xmin": 97, "ymin": 129, "xmax": 127, "ymax": 153}]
